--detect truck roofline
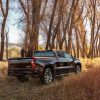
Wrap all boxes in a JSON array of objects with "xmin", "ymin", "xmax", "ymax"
[{"xmin": 35, "ymin": 49, "xmax": 65, "ymax": 52}]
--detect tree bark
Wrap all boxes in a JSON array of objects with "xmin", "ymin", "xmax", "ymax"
[
  {"xmin": 31, "ymin": 0, "xmax": 41, "ymax": 51},
  {"xmin": 0, "ymin": 0, "xmax": 9, "ymax": 61},
  {"xmin": 45, "ymin": 0, "xmax": 58, "ymax": 50}
]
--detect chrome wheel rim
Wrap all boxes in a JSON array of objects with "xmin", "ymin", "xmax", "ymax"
[{"xmin": 44, "ymin": 68, "xmax": 53, "ymax": 84}]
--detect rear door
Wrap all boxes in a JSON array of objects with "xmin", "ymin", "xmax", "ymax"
[
  {"xmin": 55, "ymin": 51, "xmax": 68, "ymax": 75},
  {"xmin": 55, "ymin": 51, "xmax": 74, "ymax": 75},
  {"xmin": 63, "ymin": 52, "xmax": 74, "ymax": 72}
]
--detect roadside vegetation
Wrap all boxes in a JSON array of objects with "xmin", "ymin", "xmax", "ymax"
[{"xmin": 0, "ymin": 58, "xmax": 100, "ymax": 100}]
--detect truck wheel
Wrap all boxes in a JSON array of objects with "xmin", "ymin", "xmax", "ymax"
[
  {"xmin": 75, "ymin": 65, "xmax": 81, "ymax": 74},
  {"xmin": 41, "ymin": 68, "xmax": 54, "ymax": 84},
  {"xmin": 17, "ymin": 75, "xmax": 29, "ymax": 82}
]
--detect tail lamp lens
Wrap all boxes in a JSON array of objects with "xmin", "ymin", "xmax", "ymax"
[{"xmin": 31, "ymin": 59, "xmax": 36, "ymax": 70}]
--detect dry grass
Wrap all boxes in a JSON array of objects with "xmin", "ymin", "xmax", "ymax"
[
  {"xmin": 0, "ymin": 62, "xmax": 8, "ymax": 79},
  {"xmin": 80, "ymin": 58, "xmax": 100, "ymax": 70},
  {"xmin": 0, "ymin": 58, "xmax": 100, "ymax": 100}
]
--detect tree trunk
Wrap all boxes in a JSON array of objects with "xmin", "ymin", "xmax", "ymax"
[
  {"xmin": 6, "ymin": 32, "xmax": 8, "ymax": 60},
  {"xmin": 45, "ymin": 0, "xmax": 58, "ymax": 50},
  {"xmin": 88, "ymin": 0, "xmax": 96, "ymax": 58},
  {"xmin": 0, "ymin": 0, "xmax": 9, "ymax": 61},
  {"xmin": 31, "ymin": 0, "xmax": 41, "ymax": 51}
]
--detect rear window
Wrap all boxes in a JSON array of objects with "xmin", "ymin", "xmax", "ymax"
[{"xmin": 33, "ymin": 51, "xmax": 55, "ymax": 57}]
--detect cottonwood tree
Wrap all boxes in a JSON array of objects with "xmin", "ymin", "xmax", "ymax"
[
  {"xmin": 0, "ymin": 0, "xmax": 9, "ymax": 60},
  {"xmin": 16, "ymin": 0, "xmax": 100, "ymax": 58},
  {"xmin": 85, "ymin": 0, "xmax": 100, "ymax": 58}
]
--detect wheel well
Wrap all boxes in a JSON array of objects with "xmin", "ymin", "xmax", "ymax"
[{"xmin": 44, "ymin": 65, "xmax": 54, "ymax": 75}]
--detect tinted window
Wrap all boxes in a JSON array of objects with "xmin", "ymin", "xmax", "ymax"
[
  {"xmin": 33, "ymin": 51, "xmax": 55, "ymax": 57},
  {"xmin": 64, "ymin": 52, "xmax": 73, "ymax": 61},
  {"xmin": 56, "ymin": 51, "xmax": 64, "ymax": 58},
  {"xmin": 64, "ymin": 53, "xmax": 71, "ymax": 58}
]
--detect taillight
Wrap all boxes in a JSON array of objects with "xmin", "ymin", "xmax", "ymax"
[{"xmin": 31, "ymin": 57, "xmax": 36, "ymax": 70}]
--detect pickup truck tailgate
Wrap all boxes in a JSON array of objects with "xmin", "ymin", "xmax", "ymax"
[{"xmin": 8, "ymin": 57, "xmax": 33, "ymax": 76}]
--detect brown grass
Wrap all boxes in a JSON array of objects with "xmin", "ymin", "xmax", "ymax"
[{"xmin": 0, "ymin": 58, "xmax": 100, "ymax": 100}]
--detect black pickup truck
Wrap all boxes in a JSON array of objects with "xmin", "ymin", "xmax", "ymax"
[{"xmin": 8, "ymin": 50, "xmax": 81, "ymax": 84}]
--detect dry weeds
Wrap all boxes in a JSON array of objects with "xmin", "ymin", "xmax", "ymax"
[{"xmin": 0, "ymin": 58, "xmax": 100, "ymax": 100}]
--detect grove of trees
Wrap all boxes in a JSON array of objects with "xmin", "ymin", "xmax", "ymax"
[{"xmin": 0, "ymin": 0, "xmax": 100, "ymax": 60}]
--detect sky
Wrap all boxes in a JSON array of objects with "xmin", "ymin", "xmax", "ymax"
[
  {"xmin": 9, "ymin": 19, "xmax": 19, "ymax": 43},
  {"xmin": 8, "ymin": 1, "xmax": 19, "ymax": 44}
]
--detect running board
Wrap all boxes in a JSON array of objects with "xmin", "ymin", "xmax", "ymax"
[{"xmin": 55, "ymin": 72, "xmax": 75, "ymax": 77}]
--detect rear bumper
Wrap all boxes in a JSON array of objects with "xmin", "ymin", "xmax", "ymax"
[
  {"xmin": 8, "ymin": 67, "xmax": 32, "ymax": 75},
  {"xmin": 8, "ymin": 68, "xmax": 42, "ymax": 77}
]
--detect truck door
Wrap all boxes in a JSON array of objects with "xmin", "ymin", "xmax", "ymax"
[
  {"xmin": 63, "ymin": 52, "xmax": 74, "ymax": 73},
  {"xmin": 55, "ymin": 51, "xmax": 68, "ymax": 75}
]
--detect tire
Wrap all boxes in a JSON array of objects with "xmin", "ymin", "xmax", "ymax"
[
  {"xmin": 75, "ymin": 65, "xmax": 81, "ymax": 74},
  {"xmin": 41, "ymin": 68, "xmax": 54, "ymax": 84},
  {"xmin": 17, "ymin": 75, "xmax": 29, "ymax": 82}
]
